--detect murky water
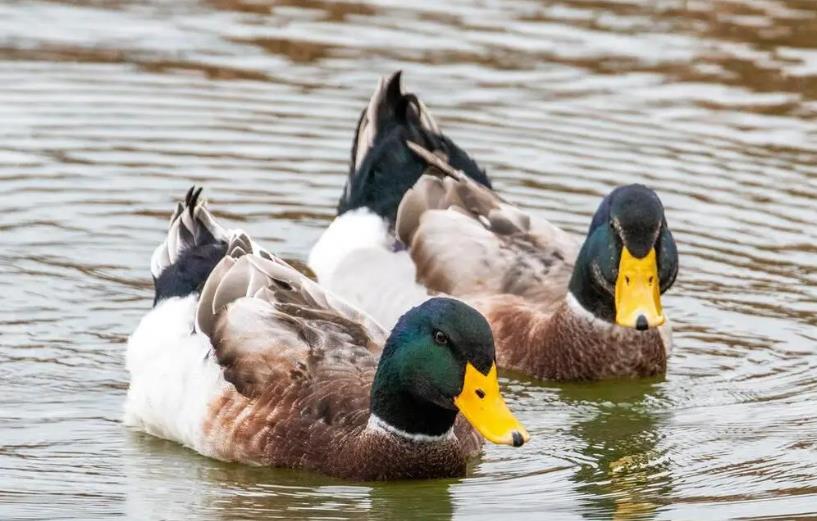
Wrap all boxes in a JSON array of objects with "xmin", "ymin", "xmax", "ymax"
[{"xmin": 1, "ymin": 0, "xmax": 816, "ymax": 519}]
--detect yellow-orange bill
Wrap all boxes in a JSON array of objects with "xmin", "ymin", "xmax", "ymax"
[
  {"xmin": 615, "ymin": 247, "xmax": 665, "ymax": 329},
  {"xmin": 454, "ymin": 363, "xmax": 529, "ymax": 447}
]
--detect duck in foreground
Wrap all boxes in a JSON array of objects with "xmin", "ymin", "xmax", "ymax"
[
  {"xmin": 125, "ymin": 187, "xmax": 528, "ymax": 481},
  {"xmin": 309, "ymin": 72, "xmax": 679, "ymax": 382}
]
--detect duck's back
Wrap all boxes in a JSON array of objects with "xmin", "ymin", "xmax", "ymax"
[{"xmin": 394, "ymin": 159, "xmax": 578, "ymax": 307}]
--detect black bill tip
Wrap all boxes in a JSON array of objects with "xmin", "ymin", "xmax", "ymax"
[
  {"xmin": 512, "ymin": 431, "xmax": 524, "ymax": 447},
  {"xmin": 635, "ymin": 315, "xmax": 648, "ymax": 331}
]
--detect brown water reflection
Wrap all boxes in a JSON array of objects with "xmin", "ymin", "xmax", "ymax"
[{"xmin": 1, "ymin": 0, "xmax": 816, "ymax": 519}]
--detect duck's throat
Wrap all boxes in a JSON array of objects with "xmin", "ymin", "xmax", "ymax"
[
  {"xmin": 565, "ymin": 291, "xmax": 636, "ymax": 334},
  {"xmin": 567, "ymin": 272, "xmax": 616, "ymax": 324},
  {"xmin": 369, "ymin": 388, "xmax": 457, "ymax": 440}
]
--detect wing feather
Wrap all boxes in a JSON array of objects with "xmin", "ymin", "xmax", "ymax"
[
  {"xmin": 197, "ymin": 237, "xmax": 387, "ymax": 398},
  {"xmin": 396, "ymin": 144, "xmax": 579, "ymax": 306}
]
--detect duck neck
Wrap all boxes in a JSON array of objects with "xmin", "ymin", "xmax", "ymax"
[
  {"xmin": 369, "ymin": 350, "xmax": 458, "ymax": 439},
  {"xmin": 567, "ymin": 223, "xmax": 619, "ymax": 323},
  {"xmin": 332, "ymin": 411, "xmax": 465, "ymax": 481},
  {"xmin": 564, "ymin": 291, "xmax": 619, "ymax": 330},
  {"xmin": 365, "ymin": 414, "xmax": 455, "ymax": 443},
  {"xmin": 369, "ymin": 377, "xmax": 457, "ymax": 440},
  {"xmin": 567, "ymin": 263, "xmax": 616, "ymax": 324}
]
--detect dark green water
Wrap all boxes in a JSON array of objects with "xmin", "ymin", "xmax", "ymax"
[{"xmin": 1, "ymin": 1, "xmax": 816, "ymax": 519}]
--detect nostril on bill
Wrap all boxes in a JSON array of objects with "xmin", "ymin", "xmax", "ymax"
[
  {"xmin": 636, "ymin": 315, "xmax": 648, "ymax": 331},
  {"xmin": 512, "ymin": 431, "xmax": 524, "ymax": 447},
  {"xmin": 475, "ymin": 389, "xmax": 485, "ymax": 399}
]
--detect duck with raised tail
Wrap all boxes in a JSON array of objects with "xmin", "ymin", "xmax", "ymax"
[
  {"xmin": 124, "ymin": 187, "xmax": 528, "ymax": 481},
  {"xmin": 309, "ymin": 72, "xmax": 679, "ymax": 382}
]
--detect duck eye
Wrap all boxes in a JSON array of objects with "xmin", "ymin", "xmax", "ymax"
[{"xmin": 433, "ymin": 329, "xmax": 449, "ymax": 346}]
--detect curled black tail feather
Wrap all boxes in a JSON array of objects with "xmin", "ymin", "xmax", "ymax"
[
  {"xmin": 338, "ymin": 71, "xmax": 491, "ymax": 226},
  {"xmin": 152, "ymin": 186, "xmax": 228, "ymax": 305}
]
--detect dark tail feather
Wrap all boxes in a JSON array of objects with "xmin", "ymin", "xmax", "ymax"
[
  {"xmin": 338, "ymin": 71, "xmax": 491, "ymax": 226},
  {"xmin": 151, "ymin": 186, "xmax": 229, "ymax": 305}
]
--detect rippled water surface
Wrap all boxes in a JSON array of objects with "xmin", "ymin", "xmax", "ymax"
[{"xmin": 1, "ymin": 0, "xmax": 816, "ymax": 519}]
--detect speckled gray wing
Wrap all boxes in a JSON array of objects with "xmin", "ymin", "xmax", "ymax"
[
  {"xmin": 197, "ymin": 236, "xmax": 388, "ymax": 398},
  {"xmin": 396, "ymin": 143, "xmax": 579, "ymax": 307}
]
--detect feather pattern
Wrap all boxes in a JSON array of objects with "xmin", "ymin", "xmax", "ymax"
[
  {"xmin": 197, "ymin": 240, "xmax": 387, "ymax": 398},
  {"xmin": 308, "ymin": 208, "xmax": 432, "ymax": 330},
  {"xmin": 350, "ymin": 71, "xmax": 440, "ymax": 176},
  {"xmin": 473, "ymin": 293, "xmax": 668, "ymax": 380},
  {"xmin": 151, "ymin": 187, "xmax": 234, "ymax": 305},
  {"xmin": 396, "ymin": 144, "xmax": 578, "ymax": 306},
  {"xmin": 338, "ymin": 71, "xmax": 490, "ymax": 226},
  {"xmin": 150, "ymin": 187, "xmax": 228, "ymax": 280}
]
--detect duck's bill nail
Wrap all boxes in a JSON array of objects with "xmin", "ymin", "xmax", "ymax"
[
  {"xmin": 615, "ymin": 247, "xmax": 665, "ymax": 330},
  {"xmin": 453, "ymin": 363, "xmax": 530, "ymax": 447}
]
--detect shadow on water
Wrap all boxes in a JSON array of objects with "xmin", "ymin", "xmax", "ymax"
[
  {"xmin": 124, "ymin": 430, "xmax": 455, "ymax": 520},
  {"xmin": 557, "ymin": 379, "xmax": 671, "ymax": 521}
]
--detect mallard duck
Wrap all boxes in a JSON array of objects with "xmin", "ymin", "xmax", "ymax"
[
  {"xmin": 309, "ymin": 72, "xmax": 679, "ymax": 381},
  {"xmin": 124, "ymin": 187, "xmax": 528, "ymax": 481}
]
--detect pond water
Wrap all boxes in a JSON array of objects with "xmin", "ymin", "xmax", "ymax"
[{"xmin": 1, "ymin": 0, "xmax": 816, "ymax": 519}]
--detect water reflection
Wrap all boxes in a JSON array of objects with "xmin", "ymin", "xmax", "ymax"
[
  {"xmin": 560, "ymin": 380, "xmax": 672, "ymax": 521},
  {"xmin": 124, "ymin": 431, "xmax": 456, "ymax": 520},
  {"xmin": 367, "ymin": 480, "xmax": 455, "ymax": 521}
]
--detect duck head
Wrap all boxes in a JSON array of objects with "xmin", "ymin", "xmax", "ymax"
[
  {"xmin": 568, "ymin": 185, "xmax": 678, "ymax": 330},
  {"xmin": 371, "ymin": 297, "xmax": 529, "ymax": 446}
]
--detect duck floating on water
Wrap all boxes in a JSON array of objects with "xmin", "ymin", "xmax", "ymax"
[
  {"xmin": 309, "ymin": 72, "xmax": 679, "ymax": 381},
  {"xmin": 125, "ymin": 187, "xmax": 528, "ymax": 481}
]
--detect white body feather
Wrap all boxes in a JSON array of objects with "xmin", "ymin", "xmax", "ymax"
[
  {"xmin": 127, "ymin": 208, "xmax": 274, "ymax": 454},
  {"xmin": 124, "ymin": 295, "xmax": 227, "ymax": 458},
  {"xmin": 310, "ymin": 72, "xmax": 439, "ymax": 330},
  {"xmin": 308, "ymin": 209, "xmax": 431, "ymax": 330}
]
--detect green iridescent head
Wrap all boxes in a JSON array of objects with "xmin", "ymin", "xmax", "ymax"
[
  {"xmin": 370, "ymin": 297, "xmax": 528, "ymax": 446},
  {"xmin": 569, "ymin": 185, "xmax": 678, "ymax": 330}
]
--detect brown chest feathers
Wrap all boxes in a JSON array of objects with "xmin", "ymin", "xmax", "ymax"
[
  {"xmin": 477, "ymin": 296, "xmax": 667, "ymax": 381},
  {"xmin": 201, "ymin": 380, "xmax": 481, "ymax": 481}
]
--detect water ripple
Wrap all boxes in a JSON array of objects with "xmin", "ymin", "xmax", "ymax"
[{"xmin": 0, "ymin": 1, "xmax": 816, "ymax": 520}]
